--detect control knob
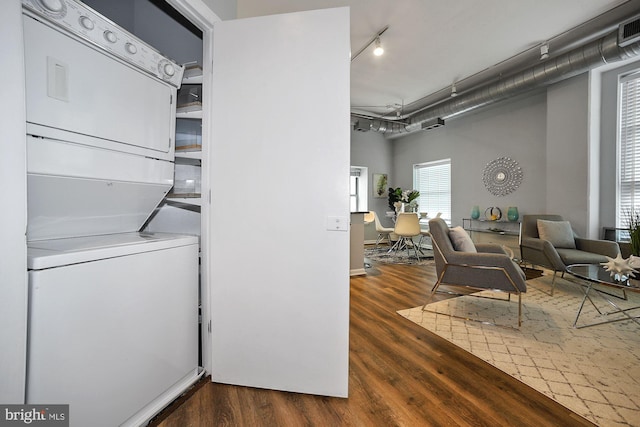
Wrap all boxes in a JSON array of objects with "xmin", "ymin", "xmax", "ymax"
[
  {"xmin": 158, "ymin": 60, "xmax": 176, "ymax": 79},
  {"xmin": 79, "ymin": 16, "xmax": 94, "ymax": 30},
  {"xmin": 104, "ymin": 30, "xmax": 117, "ymax": 43},
  {"xmin": 163, "ymin": 63, "xmax": 175, "ymax": 77},
  {"xmin": 125, "ymin": 43, "xmax": 137, "ymax": 55},
  {"xmin": 34, "ymin": 0, "xmax": 67, "ymax": 16},
  {"xmin": 39, "ymin": 0, "xmax": 63, "ymax": 12}
]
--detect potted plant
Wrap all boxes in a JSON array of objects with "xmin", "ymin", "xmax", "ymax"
[
  {"xmin": 388, "ymin": 187, "xmax": 420, "ymax": 212},
  {"xmin": 627, "ymin": 209, "xmax": 640, "ymax": 256}
]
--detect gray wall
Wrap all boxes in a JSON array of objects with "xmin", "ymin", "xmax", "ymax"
[
  {"xmin": 546, "ymin": 74, "xmax": 591, "ymax": 236},
  {"xmin": 351, "ymin": 60, "xmax": 640, "ymax": 239},
  {"xmin": 600, "ymin": 59, "xmax": 640, "ymax": 231},
  {"xmin": 351, "ymin": 129, "xmax": 393, "ymax": 227},
  {"xmin": 391, "ymin": 90, "xmax": 548, "ymax": 229}
]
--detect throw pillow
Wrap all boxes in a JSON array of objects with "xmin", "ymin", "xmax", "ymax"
[
  {"xmin": 449, "ymin": 226, "xmax": 477, "ymax": 252},
  {"xmin": 537, "ymin": 219, "xmax": 576, "ymax": 249}
]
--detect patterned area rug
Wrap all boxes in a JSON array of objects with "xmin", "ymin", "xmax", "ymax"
[
  {"xmin": 365, "ymin": 246, "xmax": 434, "ymax": 265},
  {"xmin": 397, "ymin": 273, "xmax": 640, "ymax": 426}
]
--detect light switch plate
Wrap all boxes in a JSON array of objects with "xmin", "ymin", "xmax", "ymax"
[{"xmin": 327, "ymin": 216, "xmax": 349, "ymax": 231}]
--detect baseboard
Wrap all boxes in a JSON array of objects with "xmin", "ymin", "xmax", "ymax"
[{"xmin": 350, "ymin": 268, "xmax": 367, "ymax": 276}]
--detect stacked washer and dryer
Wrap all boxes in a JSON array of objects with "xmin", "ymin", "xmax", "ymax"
[{"xmin": 22, "ymin": 0, "xmax": 202, "ymax": 425}]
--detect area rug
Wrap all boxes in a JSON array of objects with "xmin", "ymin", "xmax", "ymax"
[
  {"xmin": 397, "ymin": 274, "xmax": 640, "ymax": 426},
  {"xmin": 365, "ymin": 246, "xmax": 434, "ymax": 265}
]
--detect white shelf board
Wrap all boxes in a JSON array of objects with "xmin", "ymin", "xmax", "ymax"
[
  {"xmin": 166, "ymin": 196, "xmax": 202, "ymax": 207},
  {"xmin": 176, "ymin": 109, "xmax": 202, "ymax": 119},
  {"xmin": 175, "ymin": 151, "xmax": 202, "ymax": 161}
]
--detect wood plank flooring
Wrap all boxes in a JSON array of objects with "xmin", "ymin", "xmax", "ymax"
[{"xmin": 149, "ymin": 258, "xmax": 595, "ymax": 427}]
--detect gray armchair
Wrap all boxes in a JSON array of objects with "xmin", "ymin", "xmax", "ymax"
[
  {"xmin": 520, "ymin": 214, "xmax": 621, "ymax": 295},
  {"xmin": 425, "ymin": 218, "xmax": 527, "ymax": 327}
]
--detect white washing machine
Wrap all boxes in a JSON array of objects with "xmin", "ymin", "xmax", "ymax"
[
  {"xmin": 22, "ymin": 0, "xmax": 202, "ymax": 425},
  {"xmin": 27, "ymin": 233, "xmax": 199, "ymax": 427}
]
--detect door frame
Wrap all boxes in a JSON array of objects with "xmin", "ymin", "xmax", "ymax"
[{"xmin": 165, "ymin": 0, "xmax": 219, "ymax": 375}]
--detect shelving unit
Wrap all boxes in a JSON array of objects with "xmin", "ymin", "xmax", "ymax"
[
  {"xmin": 463, "ymin": 218, "xmax": 521, "ymax": 259},
  {"xmin": 167, "ymin": 64, "xmax": 203, "ymax": 207}
]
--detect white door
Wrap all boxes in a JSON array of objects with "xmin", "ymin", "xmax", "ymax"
[{"xmin": 209, "ymin": 7, "xmax": 351, "ymax": 397}]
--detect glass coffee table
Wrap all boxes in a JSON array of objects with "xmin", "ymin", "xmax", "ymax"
[{"xmin": 566, "ymin": 263, "xmax": 640, "ymax": 328}]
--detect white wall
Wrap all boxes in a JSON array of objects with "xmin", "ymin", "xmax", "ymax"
[
  {"xmin": 0, "ymin": 0, "xmax": 27, "ymax": 403},
  {"xmin": 390, "ymin": 90, "xmax": 548, "ymax": 228}
]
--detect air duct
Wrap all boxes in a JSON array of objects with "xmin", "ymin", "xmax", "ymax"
[
  {"xmin": 353, "ymin": 117, "xmax": 372, "ymax": 132},
  {"xmin": 361, "ymin": 17, "xmax": 640, "ymax": 138},
  {"xmin": 421, "ymin": 117, "xmax": 445, "ymax": 131}
]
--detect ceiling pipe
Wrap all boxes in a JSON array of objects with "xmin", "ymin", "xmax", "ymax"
[
  {"xmin": 358, "ymin": 18, "xmax": 640, "ymax": 138},
  {"xmin": 397, "ymin": 0, "xmax": 640, "ymax": 118}
]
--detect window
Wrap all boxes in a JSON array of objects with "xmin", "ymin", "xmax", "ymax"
[
  {"xmin": 350, "ymin": 166, "xmax": 368, "ymax": 212},
  {"xmin": 413, "ymin": 159, "xmax": 451, "ymax": 221},
  {"xmin": 618, "ymin": 72, "xmax": 640, "ymax": 228}
]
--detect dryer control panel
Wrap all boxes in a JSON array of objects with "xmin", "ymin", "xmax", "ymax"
[{"xmin": 22, "ymin": 0, "xmax": 185, "ymax": 87}]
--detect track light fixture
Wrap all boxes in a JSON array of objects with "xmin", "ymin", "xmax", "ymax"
[
  {"xmin": 540, "ymin": 43, "xmax": 549, "ymax": 60},
  {"xmin": 451, "ymin": 82, "xmax": 458, "ymax": 97},
  {"xmin": 351, "ymin": 25, "xmax": 390, "ymax": 62},
  {"xmin": 373, "ymin": 37, "xmax": 384, "ymax": 56}
]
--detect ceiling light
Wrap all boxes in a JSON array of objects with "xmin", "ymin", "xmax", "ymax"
[
  {"xmin": 373, "ymin": 37, "xmax": 384, "ymax": 56},
  {"xmin": 540, "ymin": 43, "xmax": 549, "ymax": 60},
  {"xmin": 451, "ymin": 82, "xmax": 458, "ymax": 97},
  {"xmin": 351, "ymin": 25, "xmax": 389, "ymax": 62}
]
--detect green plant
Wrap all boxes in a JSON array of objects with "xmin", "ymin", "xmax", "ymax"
[
  {"xmin": 626, "ymin": 208, "xmax": 640, "ymax": 256},
  {"xmin": 388, "ymin": 187, "xmax": 402, "ymax": 210},
  {"xmin": 388, "ymin": 187, "xmax": 420, "ymax": 210}
]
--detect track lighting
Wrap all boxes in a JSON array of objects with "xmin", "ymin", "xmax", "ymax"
[
  {"xmin": 540, "ymin": 43, "xmax": 549, "ymax": 60},
  {"xmin": 451, "ymin": 82, "xmax": 458, "ymax": 97},
  {"xmin": 373, "ymin": 37, "xmax": 384, "ymax": 56},
  {"xmin": 351, "ymin": 25, "xmax": 389, "ymax": 62}
]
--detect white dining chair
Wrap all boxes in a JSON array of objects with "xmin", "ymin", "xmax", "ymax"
[{"xmin": 390, "ymin": 213, "xmax": 421, "ymax": 260}]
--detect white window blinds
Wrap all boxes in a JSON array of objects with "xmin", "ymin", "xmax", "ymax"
[
  {"xmin": 619, "ymin": 72, "xmax": 640, "ymax": 226},
  {"xmin": 413, "ymin": 159, "xmax": 451, "ymax": 221}
]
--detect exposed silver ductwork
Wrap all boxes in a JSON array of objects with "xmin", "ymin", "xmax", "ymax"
[{"xmin": 354, "ymin": 15, "xmax": 640, "ymax": 138}]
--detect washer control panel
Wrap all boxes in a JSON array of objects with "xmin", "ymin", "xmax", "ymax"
[{"xmin": 23, "ymin": 0, "xmax": 184, "ymax": 87}]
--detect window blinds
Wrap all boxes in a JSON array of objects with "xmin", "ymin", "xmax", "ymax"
[
  {"xmin": 413, "ymin": 159, "xmax": 451, "ymax": 220},
  {"xmin": 619, "ymin": 72, "xmax": 640, "ymax": 227}
]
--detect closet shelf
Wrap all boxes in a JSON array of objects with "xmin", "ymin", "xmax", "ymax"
[
  {"xmin": 182, "ymin": 65, "xmax": 203, "ymax": 84},
  {"xmin": 166, "ymin": 193, "xmax": 202, "ymax": 206},
  {"xmin": 175, "ymin": 149, "xmax": 202, "ymax": 166},
  {"xmin": 176, "ymin": 109, "xmax": 202, "ymax": 119}
]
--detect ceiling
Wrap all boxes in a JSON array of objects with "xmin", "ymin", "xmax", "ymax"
[{"xmin": 237, "ymin": 0, "xmax": 638, "ymax": 119}]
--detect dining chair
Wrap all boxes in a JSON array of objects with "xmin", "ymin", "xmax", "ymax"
[
  {"xmin": 390, "ymin": 213, "xmax": 421, "ymax": 260},
  {"xmin": 373, "ymin": 211, "xmax": 394, "ymax": 248}
]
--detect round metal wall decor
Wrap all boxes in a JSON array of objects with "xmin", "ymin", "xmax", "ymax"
[{"xmin": 482, "ymin": 157, "xmax": 523, "ymax": 196}]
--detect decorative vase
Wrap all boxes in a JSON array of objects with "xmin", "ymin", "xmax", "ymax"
[
  {"xmin": 507, "ymin": 206, "xmax": 519, "ymax": 222},
  {"xmin": 484, "ymin": 206, "xmax": 502, "ymax": 221},
  {"xmin": 471, "ymin": 205, "xmax": 480, "ymax": 219}
]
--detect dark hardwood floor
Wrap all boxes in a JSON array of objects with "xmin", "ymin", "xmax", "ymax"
[{"xmin": 149, "ymin": 257, "xmax": 595, "ymax": 427}]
